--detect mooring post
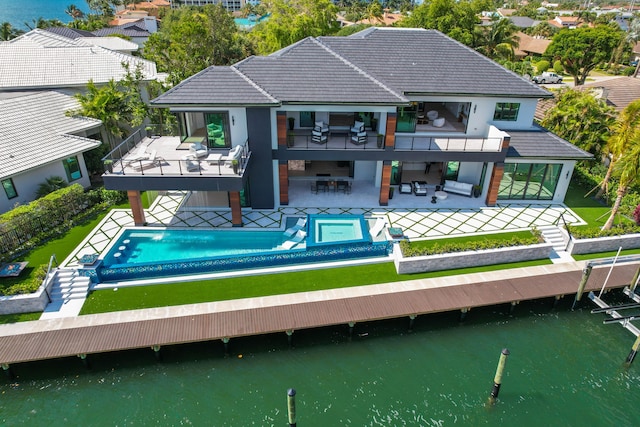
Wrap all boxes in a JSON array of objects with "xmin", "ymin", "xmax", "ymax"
[
  {"xmin": 488, "ymin": 348, "xmax": 510, "ymax": 405},
  {"xmin": 553, "ymin": 295, "xmax": 562, "ymax": 308},
  {"xmin": 222, "ymin": 337, "xmax": 230, "ymax": 357},
  {"xmin": 286, "ymin": 330, "xmax": 294, "ymax": 348},
  {"xmin": 509, "ymin": 301, "xmax": 518, "ymax": 314},
  {"xmin": 630, "ymin": 265, "xmax": 640, "ymax": 293},
  {"xmin": 287, "ymin": 388, "xmax": 297, "ymax": 427},
  {"xmin": 152, "ymin": 345, "xmax": 162, "ymax": 362},
  {"xmin": 573, "ymin": 264, "xmax": 593, "ymax": 310},
  {"xmin": 460, "ymin": 308, "xmax": 469, "ymax": 322},
  {"xmin": 348, "ymin": 322, "xmax": 356, "ymax": 340},
  {"xmin": 625, "ymin": 335, "xmax": 640, "ymax": 366},
  {"xmin": 77, "ymin": 353, "xmax": 91, "ymax": 370},
  {"xmin": 1, "ymin": 363, "xmax": 14, "ymax": 381},
  {"xmin": 408, "ymin": 315, "xmax": 417, "ymax": 332}
]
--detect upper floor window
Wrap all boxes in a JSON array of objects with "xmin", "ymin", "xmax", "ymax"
[
  {"xmin": 494, "ymin": 103, "xmax": 520, "ymax": 121},
  {"xmin": 63, "ymin": 156, "xmax": 82, "ymax": 182},
  {"xmin": 2, "ymin": 178, "xmax": 17, "ymax": 199},
  {"xmin": 206, "ymin": 113, "xmax": 231, "ymax": 149}
]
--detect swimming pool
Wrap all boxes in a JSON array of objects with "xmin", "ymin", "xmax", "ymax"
[
  {"xmin": 307, "ymin": 214, "xmax": 370, "ymax": 247},
  {"xmin": 97, "ymin": 215, "xmax": 390, "ymax": 282}
]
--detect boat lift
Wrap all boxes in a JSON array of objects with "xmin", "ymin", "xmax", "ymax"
[{"xmin": 583, "ymin": 249, "xmax": 640, "ymax": 365}]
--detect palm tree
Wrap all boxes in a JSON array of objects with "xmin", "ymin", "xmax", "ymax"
[
  {"xmin": 602, "ymin": 139, "xmax": 640, "ymax": 230},
  {"xmin": 476, "ymin": 18, "xmax": 519, "ymax": 61},
  {"xmin": 36, "ymin": 176, "xmax": 68, "ymax": 198},
  {"xmin": 0, "ymin": 22, "xmax": 22, "ymax": 40},
  {"xmin": 596, "ymin": 100, "xmax": 640, "ymax": 200},
  {"xmin": 65, "ymin": 4, "xmax": 85, "ymax": 20}
]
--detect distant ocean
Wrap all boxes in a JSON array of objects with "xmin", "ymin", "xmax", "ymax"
[{"xmin": 0, "ymin": 0, "xmax": 82, "ymax": 29}]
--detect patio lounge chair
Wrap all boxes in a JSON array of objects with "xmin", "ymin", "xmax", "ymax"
[
  {"xmin": 124, "ymin": 145, "xmax": 149, "ymax": 165},
  {"xmin": 221, "ymin": 145, "xmax": 242, "ymax": 166},
  {"xmin": 368, "ymin": 218, "xmax": 386, "ymax": 238},
  {"xmin": 284, "ymin": 217, "xmax": 307, "ymax": 237},
  {"xmin": 131, "ymin": 150, "xmax": 158, "ymax": 171},
  {"xmin": 189, "ymin": 142, "xmax": 208, "ymax": 158},
  {"xmin": 399, "ymin": 183, "xmax": 413, "ymax": 194},
  {"xmin": 412, "ymin": 181, "xmax": 428, "ymax": 196},
  {"xmin": 280, "ymin": 229, "xmax": 306, "ymax": 250}
]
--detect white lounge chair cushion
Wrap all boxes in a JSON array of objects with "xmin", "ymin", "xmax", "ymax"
[
  {"xmin": 281, "ymin": 229, "xmax": 306, "ymax": 250},
  {"xmin": 284, "ymin": 217, "xmax": 307, "ymax": 237},
  {"xmin": 369, "ymin": 218, "xmax": 386, "ymax": 237}
]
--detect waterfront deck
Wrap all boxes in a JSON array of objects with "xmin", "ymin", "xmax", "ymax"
[{"xmin": 0, "ymin": 261, "xmax": 638, "ymax": 366}]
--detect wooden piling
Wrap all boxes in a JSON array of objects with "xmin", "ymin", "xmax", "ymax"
[
  {"xmin": 286, "ymin": 330, "xmax": 294, "ymax": 348},
  {"xmin": 152, "ymin": 345, "xmax": 162, "ymax": 362},
  {"xmin": 1, "ymin": 363, "xmax": 14, "ymax": 381},
  {"xmin": 573, "ymin": 264, "xmax": 593, "ymax": 309},
  {"xmin": 625, "ymin": 335, "xmax": 640, "ymax": 366}
]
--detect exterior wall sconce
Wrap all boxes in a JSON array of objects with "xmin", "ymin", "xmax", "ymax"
[
  {"xmin": 473, "ymin": 104, "xmax": 477, "ymax": 114},
  {"xmin": 232, "ymin": 116, "xmax": 235, "ymax": 125}
]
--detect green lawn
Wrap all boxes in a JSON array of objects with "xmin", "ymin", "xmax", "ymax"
[{"xmin": 81, "ymin": 258, "xmax": 551, "ymax": 314}]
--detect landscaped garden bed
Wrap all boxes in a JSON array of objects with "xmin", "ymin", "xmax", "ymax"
[{"xmin": 395, "ymin": 231, "xmax": 551, "ymax": 274}]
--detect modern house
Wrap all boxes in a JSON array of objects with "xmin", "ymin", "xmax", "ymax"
[
  {"xmin": 103, "ymin": 28, "xmax": 591, "ymax": 226},
  {"xmin": 0, "ymin": 29, "xmax": 158, "ymax": 213}
]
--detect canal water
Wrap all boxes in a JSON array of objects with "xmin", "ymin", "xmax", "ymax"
[{"xmin": 1, "ymin": 297, "xmax": 639, "ymax": 426}]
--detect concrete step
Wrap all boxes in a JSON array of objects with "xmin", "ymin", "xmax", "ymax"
[{"xmin": 538, "ymin": 226, "xmax": 567, "ymax": 251}]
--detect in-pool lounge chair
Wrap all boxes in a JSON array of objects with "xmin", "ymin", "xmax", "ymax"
[
  {"xmin": 284, "ymin": 217, "xmax": 307, "ymax": 237},
  {"xmin": 368, "ymin": 217, "xmax": 386, "ymax": 238},
  {"xmin": 280, "ymin": 229, "xmax": 306, "ymax": 250}
]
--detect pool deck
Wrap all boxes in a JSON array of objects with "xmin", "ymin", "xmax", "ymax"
[{"xmin": 0, "ymin": 190, "xmax": 620, "ymax": 367}]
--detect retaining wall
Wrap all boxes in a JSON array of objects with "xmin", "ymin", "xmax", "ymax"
[
  {"xmin": 0, "ymin": 285, "xmax": 50, "ymax": 315},
  {"xmin": 567, "ymin": 233, "xmax": 640, "ymax": 255},
  {"xmin": 395, "ymin": 243, "xmax": 553, "ymax": 274}
]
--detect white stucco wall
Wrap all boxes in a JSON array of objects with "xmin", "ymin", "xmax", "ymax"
[{"xmin": 0, "ymin": 155, "xmax": 92, "ymax": 214}]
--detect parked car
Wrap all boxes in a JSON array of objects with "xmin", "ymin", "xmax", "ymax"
[{"xmin": 532, "ymin": 72, "xmax": 563, "ymax": 84}]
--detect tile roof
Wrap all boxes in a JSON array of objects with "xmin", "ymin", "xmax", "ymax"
[
  {"xmin": 43, "ymin": 27, "xmax": 96, "ymax": 39},
  {"xmin": 235, "ymin": 37, "xmax": 406, "ymax": 104},
  {"xmin": 78, "ymin": 36, "xmax": 139, "ymax": 52},
  {"xmin": 581, "ymin": 76, "xmax": 640, "ymax": 111},
  {"xmin": 153, "ymin": 28, "xmax": 549, "ymax": 106},
  {"xmin": 320, "ymin": 28, "xmax": 549, "ymax": 98},
  {"xmin": 0, "ymin": 91, "xmax": 102, "ymax": 179},
  {"xmin": 153, "ymin": 66, "xmax": 279, "ymax": 106},
  {"xmin": 0, "ymin": 29, "xmax": 157, "ymax": 90},
  {"xmin": 506, "ymin": 126, "xmax": 593, "ymax": 160}
]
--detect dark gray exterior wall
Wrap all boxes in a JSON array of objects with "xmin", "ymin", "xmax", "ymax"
[{"xmin": 246, "ymin": 107, "xmax": 275, "ymax": 209}]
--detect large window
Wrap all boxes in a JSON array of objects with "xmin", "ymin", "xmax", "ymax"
[
  {"xmin": 205, "ymin": 113, "xmax": 230, "ymax": 148},
  {"xmin": 63, "ymin": 156, "xmax": 82, "ymax": 182},
  {"xmin": 498, "ymin": 163, "xmax": 562, "ymax": 200},
  {"xmin": 493, "ymin": 103, "xmax": 520, "ymax": 121},
  {"xmin": 2, "ymin": 178, "xmax": 17, "ymax": 199}
]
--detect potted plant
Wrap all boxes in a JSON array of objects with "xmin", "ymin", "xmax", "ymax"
[
  {"xmin": 287, "ymin": 131, "xmax": 295, "ymax": 147},
  {"xmin": 377, "ymin": 134, "xmax": 384, "ymax": 148},
  {"xmin": 145, "ymin": 126, "xmax": 153, "ymax": 138},
  {"xmin": 232, "ymin": 159, "xmax": 239, "ymax": 174},
  {"xmin": 288, "ymin": 117, "xmax": 295, "ymax": 130},
  {"xmin": 473, "ymin": 185, "xmax": 482, "ymax": 198},
  {"xmin": 370, "ymin": 117, "xmax": 378, "ymax": 132},
  {"xmin": 103, "ymin": 159, "xmax": 113, "ymax": 173}
]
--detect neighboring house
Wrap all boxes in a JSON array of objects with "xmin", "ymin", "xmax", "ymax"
[
  {"xmin": 550, "ymin": 16, "xmax": 581, "ymax": 29},
  {"xmin": 77, "ymin": 36, "xmax": 139, "ymax": 55},
  {"xmin": 0, "ymin": 29, "xmax": 158, "ymax": 213},
  {"xmin": 103, "ymin": 28, "xmax": 591, "ymax": 226},
  {"xmin": 170, "ymin": 0, "xmax": 245, "ymax": 12},
  {"xmin": 508, "ymin": 16, "xmax": 541, "ymax": 29},
  {"xmin": 93, "ymin": 18, "xmax": 157, "ymax": 48},
  {"xmin": 515, "ymin": 32, "xmax": 552, "ymax": 59},
  {"xmin": 0, "ymin": 91, "xmax": 102, "ymax": 213}
]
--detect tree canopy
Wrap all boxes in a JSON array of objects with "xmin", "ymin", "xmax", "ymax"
[
  {"xmin": 545, "ymin": 26, "xmax": 622, "ymax": 85},
  {"xmin": 249, "ymin": 0, "xmax": 340, "ymax": 55},
  {"xmin": 143, "ymin": 5, "xmax": 255, "ymax": 85}
]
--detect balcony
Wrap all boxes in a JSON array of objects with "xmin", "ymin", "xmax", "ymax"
[
  {"xmin": 286, "ymin": 129, "xmax": 383, "ymax": 150},
  {"xmin": 102, "ymin": 128, "xmax": 249, "ymax": 178}
]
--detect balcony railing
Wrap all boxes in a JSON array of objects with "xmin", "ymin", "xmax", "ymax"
[
  {"xmin": 394, "ymin": 135, "xmax": 502, "ymax": 152},
  {"xmin": 102, "ymin": 129, "xmax": 250, "ymax": 177},
  {"xmin": 287, "ymin": 131, "xmax": 383, "ymax": 150}
]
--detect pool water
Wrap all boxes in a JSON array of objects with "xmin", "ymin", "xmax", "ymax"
[
  {"xmin": 103, "ymin": 229, "xmax": 288, "ymax": 267},
  {"xmin": 307, "ymin": 214, "xmax": 370, "ymax": 247}
]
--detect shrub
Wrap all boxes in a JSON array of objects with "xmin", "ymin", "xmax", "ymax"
[
  {"xmin": 0, "ymin": 264, "xmax": 48, "ymax": 296},
  {"xmin": 399, "ymin": 231, "xmax": 542, "ymax": 257},
  {"xmin": 567, "ymin": 223, "xmax": 640, "ymax": 239},
  {"xmin": 553, "ymin": 60, "xmax": 563, "ymax": 74},
  {"xmin": 536, "ymin": 60, "xmax": 550, "ymax": 73}
]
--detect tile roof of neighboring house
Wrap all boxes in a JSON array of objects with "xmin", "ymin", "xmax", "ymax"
[
  {"xmin": 78, "ymin": 36, "xmax": 139, "ymax": 52},
  {"xmin": 93, "ymin": 19, "xmax": 153, "ymax": 37},
  {"xmin": 43, "ymin": 27, "xmax": 95, "ymax": 39},
  {"xmin": 0, "ymin": 91, "xmax": 102, "ymax": 179},
  {"xmin": 515, "ymin": 32, "xmax": 551, "ymax": 57},
  {"xmin": 581, "ymin": 76, "xmax": 640, "ymax": 111},
  {"xmin": 506, "ymin": 126, "xmax": 593, "ymax": 159},
  {"xmin": 153, "ymin": 28, "xmax": 550, "ymax": 106},
  {"xmin": 154, "ymin": 67, "xmax": 279, "ymax": 106},
  {"xmin": 0, "ymin": 29, "xmax": 157, "ymax": 90},
  {"xmin": 509, "ymin": 16, "xmax": 540, "ymax": 28}
]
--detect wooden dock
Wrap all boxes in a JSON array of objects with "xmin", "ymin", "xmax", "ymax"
[{"xmin": 0, "ymin": 261, "xmax": 638, "ymax": 367}]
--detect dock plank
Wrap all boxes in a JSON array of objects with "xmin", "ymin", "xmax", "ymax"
[{"xmin": 0, "ymin": 262, "xmax": 638, "ymax": 365}]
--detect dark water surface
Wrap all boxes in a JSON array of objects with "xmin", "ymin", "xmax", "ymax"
[{"xmin": 1, "ymin": 298, "xmax": 639, "ymax": 426}]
